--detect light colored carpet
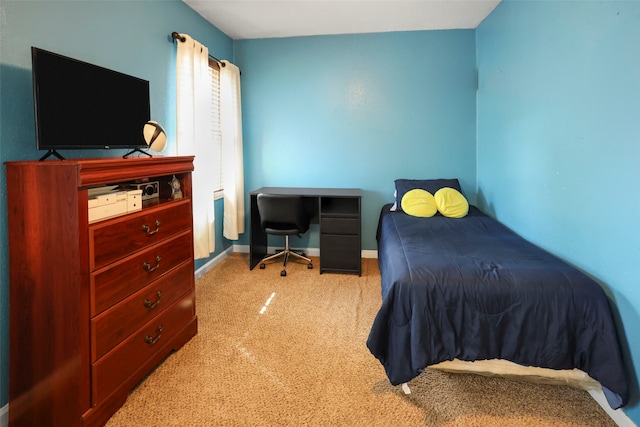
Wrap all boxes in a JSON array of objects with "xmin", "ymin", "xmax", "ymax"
[{"xmin": 105, "ymin": 253, "xmax": 615, "ymax": 426}]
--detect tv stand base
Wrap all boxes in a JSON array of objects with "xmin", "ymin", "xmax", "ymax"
[
  {"xmin": 39, "ymin": 149, "xmax": 65, "ymax": 161},
  {"xmin": 123, "ymin": 147, "xmax": 152, "ymax": 158}
]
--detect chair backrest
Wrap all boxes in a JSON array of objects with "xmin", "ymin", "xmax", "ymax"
[{"xmin": 257, "ymin": 194, "xmax": 310, "ymax": 235}]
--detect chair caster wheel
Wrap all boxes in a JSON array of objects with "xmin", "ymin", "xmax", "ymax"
[
  {"xmin": 307, "ymin": 263, "xmax": 313, "ymax": 269},
  {"xmin": 281, "ymin": 270, "xmax": 287, "ymax": 277},
  {"xmin": 260, "ymin": 263, "xmax": 266, "ymax": 269}
]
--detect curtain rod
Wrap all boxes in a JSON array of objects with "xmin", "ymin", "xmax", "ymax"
[{"xmin": 171, "ymin": 32, "xmax": 225, "ymax": 67}]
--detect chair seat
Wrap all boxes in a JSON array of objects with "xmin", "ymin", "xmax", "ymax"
[{"xmin": 264, "ymin": 227, "xmax": 300, "ymax": 236}]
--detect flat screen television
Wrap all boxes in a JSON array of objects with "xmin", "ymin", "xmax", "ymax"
[{"xmin": 31, "ymin": 47, "xmax": 151, "ymax": 160}]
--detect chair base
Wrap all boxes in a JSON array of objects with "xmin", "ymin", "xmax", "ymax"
[{"xmin": 259, "ymin": 235, "xmax": 313, "ymax": 276}]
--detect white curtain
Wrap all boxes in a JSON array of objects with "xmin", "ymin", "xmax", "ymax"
[
  {"xmin": 220, "ymin": 60, "xmax": 245, "ymax": 240},
  {"xmin": 176, "ymin": 34, "xmax": 216, "ymax": 259}
]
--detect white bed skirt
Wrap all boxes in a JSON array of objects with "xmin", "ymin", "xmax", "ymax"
[{"xmin": 428, "ymin": 358, "xmax": 600, "ymax": 391}]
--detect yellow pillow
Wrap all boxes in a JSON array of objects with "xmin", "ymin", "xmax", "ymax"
[
  {"xmin": 401, "ymin": 189, "xmax": 437, "ymax": 217},
  {"xmin": 434, "ymin": 187, "xmax": 469, "ymax": 218}
]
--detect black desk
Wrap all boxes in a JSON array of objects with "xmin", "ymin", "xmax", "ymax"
[{"xmin": 249, "ymin": 187, "xmax": 362, "ymax": 275}]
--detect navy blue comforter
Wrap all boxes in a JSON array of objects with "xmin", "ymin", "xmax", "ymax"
[{"xmin": 367, "ymin": 204, "xmax": 629, "ymax": 409}]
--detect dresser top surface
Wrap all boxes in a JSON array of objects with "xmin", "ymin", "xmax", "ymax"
[{"xmin": 6, "ymin": 156, "xmax": 195, "ymax": 187}]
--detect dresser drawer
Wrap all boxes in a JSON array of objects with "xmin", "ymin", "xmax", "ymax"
[
  {"xmin": 89, "ymin": 200, "xmax": 192, "ymax": 270},
  {"xmin": 321, "ymin": 217, "xmax": 359, "ymax": 235},
  {"xmin": 91, "ymin": 291, "xmax": 195, "ymax": 405},
  {"xmin": 91, "ymin": 231, "xmax": 193, "ymax": 315},
  {"xmin": 91, "ymin": 261, "xmax": 194, "ymax": 360}
]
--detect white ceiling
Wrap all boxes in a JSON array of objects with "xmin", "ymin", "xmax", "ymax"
[{"xmin": 182, "ymin": 0, "xmax": 501, "ymax": 40}]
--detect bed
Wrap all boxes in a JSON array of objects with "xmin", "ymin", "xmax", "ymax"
[{"xmin": 366, "ymin": 179, "xmax": 629, "ymax": 410}]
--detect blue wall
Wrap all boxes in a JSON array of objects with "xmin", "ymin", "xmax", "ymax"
[
  {"xmin": 476, "ymin": 0, "xmax": 640, "ymax": 422},
  {"xmin": 234, "ymin": 31, "xmax": 477, "ymax": 250},
  {"xmin": 0, "ymin": 0, "xmax": 233, "ymax": 409}
]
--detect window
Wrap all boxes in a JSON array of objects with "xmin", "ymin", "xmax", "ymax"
[{"xmin": 209, "ymin": 58, "xmax": 223, "ymax": 199}]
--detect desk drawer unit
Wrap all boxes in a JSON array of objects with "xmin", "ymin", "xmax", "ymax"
[{"xmin": 319, "ymin": 195, "xmax": 361, "ymax": 275}]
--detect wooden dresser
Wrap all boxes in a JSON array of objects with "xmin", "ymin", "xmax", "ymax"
[{"xmin": 5, "ymin": 156, "xmax": 198, "ymax": 427}]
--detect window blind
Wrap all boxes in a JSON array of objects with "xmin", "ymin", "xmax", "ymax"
[{"xmin": 209, "ymin": 59, "xmax": 223, "ymax": 194}]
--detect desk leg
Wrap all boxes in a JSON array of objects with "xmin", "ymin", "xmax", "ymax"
[{"xmin": 250, "ymin": 194, "xmax": 267, "ymax": 269}]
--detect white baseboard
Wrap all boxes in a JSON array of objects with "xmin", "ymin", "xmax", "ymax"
[
  {"xmin": 362, "ymin": 249, "xmax": 378, "ymax": 259},
  {"xmin": 233, "ymin": 244, "xmax": 249, "ymax": 253},
  {"xmin": 1, "ymin": 403, "xmax": 7, "ymax": 427},
  {"xmin": 587, "ymin": 389, "xmax": 637, "ymax": 427},
  {"xmin": 194, "ymin": 246, "xmax": 234, "ymax": 280},
  {"xmin": 233, "ymin": 247, "xmax": 378, "ymax": 260},
  {"xmin": 230, "ymin": 245, "xmax": 378, "ymax": 259}
]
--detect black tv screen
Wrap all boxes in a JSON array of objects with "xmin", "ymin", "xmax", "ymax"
[{"xmin": 31, "ymin": 47, "xmax": 150, "ymax": 153}]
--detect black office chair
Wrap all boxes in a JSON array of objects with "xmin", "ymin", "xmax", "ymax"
[{"xmin": 257, "ymin": 193, "xmax": 313, "ymax": 276}]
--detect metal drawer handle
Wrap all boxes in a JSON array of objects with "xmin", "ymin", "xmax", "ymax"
[
  {"xmin": 143, "ymin": 290, "xmax": 162, "ymax": 310},
  {"xmin": 143, "ymin": 255, "xmax": 162, "ymax": 272},
  {"xmin": 145, "ymin": 324, "xmax": 163, "ymax": 345},
  {"xmin": 142, "ymin": 220, "xmax": 161, "ymax": 236}
]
